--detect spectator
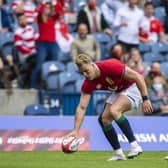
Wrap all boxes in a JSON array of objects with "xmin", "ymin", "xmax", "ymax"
[
  {"xmin": 33, "ymin": 0, "xmax": 42, "ymax": 9},
  {"xmin": 114, "ymin": 0, "xmax": 143, "ymax": 52},
  {"xmin": 105, "ymin": 0, "xmax": 125, "ymax": 13},
  {"xmin": 12, "ymin": 0, "xmax": 38, "ymax": 24},
  {"xmin": 109, "ymin": 42, "xmax": 129, "ymax": 63},
  {"xmin": 145, "ymin": 61, "xmax": 165, "ymax": 88},
  {"xmin": 77, "ymin": 0, "xmax": 112, "ymax": 36},
  {"xmin": 14, "ymin": 12, "xmax": 39, "ymax": 88},
  {"xmin": 101, "ymin": 0, "xmax": 126, "ymax": 32},
  {"xmin": 0, "ymin": 0, "xmax": 12, "ymax": 32},
  {"xmin": 70, "ymin": 23, "xmax": 101, "ymax": 61},
  {"xmin": 137, "ymin": 0, "xmax": 146, "ymax": 9},
  {"xmin": 147, "ymin": 76, "xmax": 168, "ymax": 116},
  {"xmin": 14, "ymin": 13, "xmax": 38, "ymax": 61},
  {"xmin": 0, "ymin": 57, "xmax": 19, "ymax": 94},
  {"xmin": 128, "ymin": 48, "xmax": 148, "ymax": 75},
  {"xmin": 139, "ymin": 2, "xmax": 167, "ymax": 44},
  {"xmin": 31, "ymin": 0, "xmax": 62, "ymax": 88},
  {"xmin": 55, "ymin": 20, "xmax": 74, "ymax": 53}
]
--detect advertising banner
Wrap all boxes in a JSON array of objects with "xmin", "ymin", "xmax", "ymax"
[
  {"xmin": 0, "ymin": 130, "xmax": 90, "ymax": 151},
  {"xmin": 0, "ymin": 116, "xmax": 167, "ymax": 151}
]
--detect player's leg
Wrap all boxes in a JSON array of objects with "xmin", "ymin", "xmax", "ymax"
[
  {"xmin": 109, "ymin": 94, "xmax": 142, "ymax": 159},
  {"xmin": 98, "ymin": 103, "xmax": 126, "ymax": 161}
]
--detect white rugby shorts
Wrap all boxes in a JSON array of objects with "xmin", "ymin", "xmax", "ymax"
[{"xmin": 106, "ymin": 83, "xmax": 142, "ymax": 109}]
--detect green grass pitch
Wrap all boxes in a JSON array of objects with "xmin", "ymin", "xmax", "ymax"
[{"xmin": 0, "ymin": 151, "xmax": 167, "ymax": 168}]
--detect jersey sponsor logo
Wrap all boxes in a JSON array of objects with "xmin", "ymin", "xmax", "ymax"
[
  {"xmin": 105, "ymin": 77, "xmax": 114, "ymax": 85},
  {"xmin": 108, "ymin": 86, "xmax": 118, "ymax": 91}
]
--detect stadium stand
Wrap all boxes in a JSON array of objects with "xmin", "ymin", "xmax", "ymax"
[
  {"xmin": 66, "ymin": 61, "xmax": 79, "ymax": 72},
  {"xmin": 1, "ymin": 0, "xmax": 168, "ymax": 116},
  {"xmin": 143, "ymin": 52, "xmax": 164, "ymax": 63},
  {"xmin": 75, "ymin": 78, "xmax": 84, "ymax": 92},
  {"xmin": 93, "ymin": 32, "xmax": 112, "ymax": 60},
  {"xmin": 41, "ymin": 61, "xmax": 65, "ymax": 90},
  {"xmin": 151, "ymin": 42, "xmax": 168, "ymax": 55},
  {"xmin": 154, "ymin": 6, "xmax": 166, "ymax": 25},
  {"xmin": 24, "ymin": 104, "xmax": 49, "ymax": 116},
  {"xmin": 39, "ymin": 90, "xmax": 61, "ymax": 115},
  {"xmin": 139, "ymin": 42, "xmax": 151, "ymax": 55},
  {"xmin": 57, "ymin": 51, "xmax": 71, "ymax": 64},
  {"xmin": 93, "ymin": 91, "xmax": 110, "ymax": 115},
  {"xmin": 41, "ymin": 61, "xmax": 65, "ymax": 81},
  {"xmin": 0, "ymin": 32, "xmax": 14, "ymax": 48},
  {"xmin": 58, "ymin": 71, "xmax": 81, "ymax": 92}
]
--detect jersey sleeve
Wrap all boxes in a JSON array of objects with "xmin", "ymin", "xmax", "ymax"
[{"xmin": 81, "ymin": 80, "xmax": 95, "ymax": 94}]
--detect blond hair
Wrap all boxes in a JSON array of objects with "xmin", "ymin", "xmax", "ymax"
[{"xmin": 75, "ymin": 54, "xmax": 92, "ymax": 68}]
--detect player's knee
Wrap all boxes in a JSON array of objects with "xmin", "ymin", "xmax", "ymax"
[
  {"xmin": 110, "ymin": 107, "xmax": 121, "ymax": 120},
  {"xmin": 98, "ymin": 114, "xmax": 111, "ymax": 127}
]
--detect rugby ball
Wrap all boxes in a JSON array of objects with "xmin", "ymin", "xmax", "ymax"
[{"xmin": 61, "ymin": 136, "xmax": 84, "ymax": 153}]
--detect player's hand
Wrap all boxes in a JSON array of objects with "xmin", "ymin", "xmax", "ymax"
[
  {"xmin": 142, "ymin": 100, "xmax": 153, "ymax": 114},
  {"xmin": 66, "ymin": 130, "xmax": 78, "ymax": 138}
]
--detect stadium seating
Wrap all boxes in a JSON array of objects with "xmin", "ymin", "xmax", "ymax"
[
  {"xmin": 75, "ymin": 78, "xmax": 84, "ymax": 92},
  {"xmin": 1, "ymin": 41, "xmax": 14, "ymax": 58},
  {"xmin": 41, "ymin": 61, "xmax": 65, "ymax": 81},
  {"xmin": 143, "ymin": 52, "xmax": 164, "ymax": 63},
  {"xmin": 151, "ymin": 42, "xmax": 168, "ymax": 55},
  {"xmin": 45, "ymin": 72, "xmax": 60, "ymax": 90},
  {"xmin": 139, "ymin": 43, "xmax": 151, "ymax": 54},
  {"xmin": 58, "ymin": 71, "xmax": 80, "ymax": 92},
  {"xmin": 73, "ymin": 0, "xmax": 86, "ymax": 12},
  {"xmin": 41, "ymin": 61, "xmax": 65, "ymax": 90},
  {"xmin": 62, "ymin": 93, "xmax": 94, "ymax": 115},
  {"xmin": 93, "ymin": 32, "xmax": 112, "ymax": 60},
  {"xmin": 93, "ymin": 32, "xmax": 111, "ymax": 44},
  {"xmin": 38, "ymin": 90, "xmax": 61, "ymax": 115},
  {"xmin": 7, "ymin": 0, "xmax": 13, "ymax": 5},
  {"xmin": 93, "ymin": 91, "xmax": 110, "ymax": 115},
  {"xmin": 57, "ymin": 51, "xmax": 71, "ymax": 64},
  {"xmin": 154, "ymin": 6, "xmax": 166, "ymax": 25},
  {"xmin": 94, "ymin": 98, "xmax": 105, "ymax": 115},
  {"xmin": 151, "ymin": 0, "xmax": 162, "ymax": 7},
  {"xmin": 66, "ymin": 61, "xmax": 79, "ymax": 72},
  {"xmin": 0, "ymin": 32, "xmax": 14, "ymax": 48},
  {"xmin": 24, "ymin": 104, "xmax": 49, "ymax": 116}
]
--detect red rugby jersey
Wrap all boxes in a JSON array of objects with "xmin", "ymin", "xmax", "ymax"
[{"xmin": 81, "ymin": 59, "xmax": 134, "ymax": 94}]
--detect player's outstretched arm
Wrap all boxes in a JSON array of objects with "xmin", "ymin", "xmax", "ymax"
[
  {"xmin": 67, "ymin": 93, "xmax": 91, "ymax": 138},
  {"xmin": 123, "ymin": 66, "xmax": 153, "ymax": 114}
]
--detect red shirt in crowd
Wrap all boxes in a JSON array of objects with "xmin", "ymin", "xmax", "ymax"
[
  {"xmin": 139, "ymin": 16, "xmax": 164, "ymax": 42},
  {"xmin": 37, "ymin": 2, "xmax": 64, "ymax": 42}
]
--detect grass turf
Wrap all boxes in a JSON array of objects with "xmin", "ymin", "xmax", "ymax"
[{"xmin": 0, "ymin": 151, "xmax": 167, "ymax": 168}]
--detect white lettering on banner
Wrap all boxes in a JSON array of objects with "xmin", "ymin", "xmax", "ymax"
[
  {"xmin": 135, "ymin": 133, "xmax": 157, "ymax": 143},
  {"xmin": 118, "ymin": 134, "xmax": 128, "ymax": 142},
  {"xmin": 50, "ymin": 99, "xmax": 60, "ymax": 108},
  {"xmin": 118, "ymin": 133, "xmax": 158, "ymax": 143},
  {"xmin": 7, "ymin": 136, "xmax": 64, "ymax": 145},
  {"xmin": 0, "ymin": 137, "xmax": 3, "ymax": 144},
  {"xmin": 159, "ymin": 134, "xmax": 168, "ymax": 142}
]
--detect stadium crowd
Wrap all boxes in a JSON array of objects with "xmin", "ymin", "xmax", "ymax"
[{"xmin": 0, "ymin": 0, "xmax": 168, "ymax": 116}]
